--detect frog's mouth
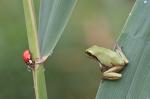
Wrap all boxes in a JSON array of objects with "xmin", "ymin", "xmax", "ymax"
[{"xmin": 85, "ymin": 51, "xmax": 99, "ymax": 62}]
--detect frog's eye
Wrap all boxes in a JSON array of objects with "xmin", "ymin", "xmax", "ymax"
[{"xmin": 85, "ymin": 51, "xmax": 99, "ymax": 61}]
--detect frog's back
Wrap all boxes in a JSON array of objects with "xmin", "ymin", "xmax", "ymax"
[
  {"xmin": 96, "ymin": 47, "xmax": 120, "ymax": 66},
  {"xmin": 87, "ymin": 45, "xmax": 124, "ymax": 66}
]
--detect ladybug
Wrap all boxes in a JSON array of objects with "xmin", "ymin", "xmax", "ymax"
[{"xmin": 23, "ymin": 50, "xmax": 35, "ymax": 68}]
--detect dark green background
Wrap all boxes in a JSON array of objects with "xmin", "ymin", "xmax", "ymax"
[{"xmin": 0, "ymin": 0, "xmax": 133, "ymax": 99}]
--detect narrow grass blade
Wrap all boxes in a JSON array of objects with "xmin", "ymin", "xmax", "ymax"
[
  {"xmin": 38, "ymin": 0, "xmax": 77, "ymax": 57},
  {"xmin": 23, "ymin": 0, "xmax": 47, "ymax": 99},
  {"xmin": 96, "ymin": 0, "xmax": 150, "ymax": 99}
]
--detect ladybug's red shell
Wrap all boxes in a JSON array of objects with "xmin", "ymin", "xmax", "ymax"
[
  {"xmin": 23, "ymin": 50, "xmax": 35, "ymax": 69},
  {"xmin": 23, "ymin": 50, "xmax": 31, "ymax": 62}
]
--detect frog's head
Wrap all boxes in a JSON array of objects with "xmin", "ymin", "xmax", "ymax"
[{"xmin": 85, "ymin": 45, "xmax": 99, "ymax": 61}]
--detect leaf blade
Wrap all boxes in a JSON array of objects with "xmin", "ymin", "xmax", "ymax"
[
  {"xmin": 38, "ymin": 0, "xmax": 77, "ymax": 57},
  {"xmin": 96, "ymin": 0, "xmax": 150, "ymax": 99},
  {"xmin": 38, "ymin": 0, "xmax": 55, "ymax": 49}
]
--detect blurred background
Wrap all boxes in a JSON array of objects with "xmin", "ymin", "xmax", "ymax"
[{"xmin": 0, "ymin": 0, "xmax": 134, "ymax": 99}]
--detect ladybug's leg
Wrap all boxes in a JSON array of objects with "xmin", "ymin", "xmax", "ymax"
[{"xmin": 28, "ymin": 60, "xmax": 33, "ymax": 64}]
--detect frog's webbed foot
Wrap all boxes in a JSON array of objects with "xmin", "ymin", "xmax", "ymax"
[{"xmin": 113, "ymin": 43, "xmax": 129, "ymax": 64}]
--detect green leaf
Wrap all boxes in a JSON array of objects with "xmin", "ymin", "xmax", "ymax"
[
  {"xmin": 96, "ymin": 0, "xmax": 150, "ymax": 99},
  {"xmin": 38, "ymin": 0, "xmax": 77, "ymax": 57},
  {"xmin": 23, "ymin": 0, "xmax": 47, "ymax": 99}
]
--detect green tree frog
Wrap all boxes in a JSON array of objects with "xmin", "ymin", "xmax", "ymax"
[{"xmin": 85, "ymin": 45, "xmax": 129, "ymax": 80}]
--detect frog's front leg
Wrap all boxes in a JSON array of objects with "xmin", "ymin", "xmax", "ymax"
[
  {"xmin": 114, "ymin": 44, "xmax": 129, "ymax": 64},
  {"xmin": 103, "ymin": 66, "xmax": 123, "ymax": 80}
]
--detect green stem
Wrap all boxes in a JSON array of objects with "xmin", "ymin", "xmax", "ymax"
[{"xmin": 23, "ymin": 0, "xmax": 48, "ymax": 99}]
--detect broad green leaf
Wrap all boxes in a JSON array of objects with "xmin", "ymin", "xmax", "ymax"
[
  {"xmin": 96, "ymin": 0, "xmax": 150, "ymax": 99},
  {"xmin": 38, "ymin": 0, "xmax": 77, "ymax": 57}
]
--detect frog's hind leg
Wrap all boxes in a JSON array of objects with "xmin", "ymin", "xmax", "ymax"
[
  {"xmin": 113, "ymin": 43, "xmax": 129, "ymax": 64},
  {"xmin": 103, "ymin": 67, "xmax": 122, "ymax": 80},
  {"xmin": 103, "ymin": 66, "xmax": 123, "ymax": 80},
  {"xmin": 104, "ymin": 66, "xmax": 123, "ymax": 73},
  {"xmin": 103, "ymin": 72, "xmax": 122, "ymax": 80}
]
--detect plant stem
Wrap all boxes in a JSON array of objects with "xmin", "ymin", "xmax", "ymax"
[{"xmin": 23, "ymin": 0, "xmax": 48, "ymax": 99}]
